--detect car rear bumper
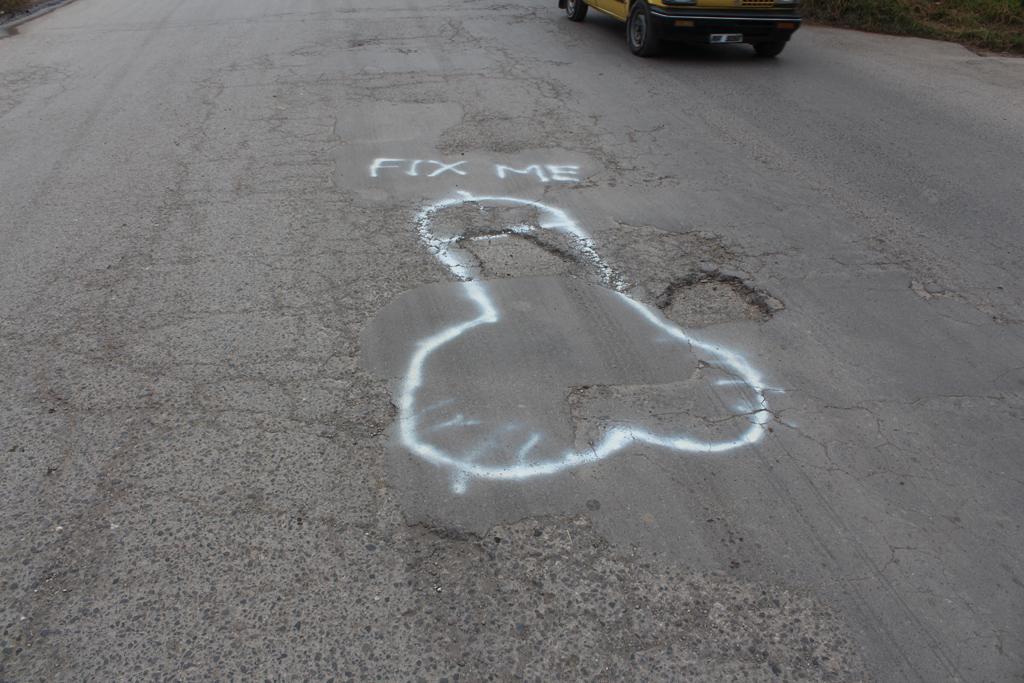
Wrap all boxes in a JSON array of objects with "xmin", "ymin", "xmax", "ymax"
[{"xmin": 647, "ymin": 7, "xmax": 801, "ymax": 44}]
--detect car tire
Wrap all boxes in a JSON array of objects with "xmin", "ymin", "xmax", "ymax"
[
  {"xmin": 627, "ymin": 1, "xmax": 660, "ymax": 57},
  {"xmin": 566, "ymin": 0, "xmax": 588, "ymax": 21},
  {"xmin": 754, "ymin": 41, "xmax": 786, "ymax": 57}
]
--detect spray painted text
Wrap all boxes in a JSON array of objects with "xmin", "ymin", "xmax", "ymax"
[{"xmin": 369, "ymin": 158, "xmax": 581, "ymax": 183}]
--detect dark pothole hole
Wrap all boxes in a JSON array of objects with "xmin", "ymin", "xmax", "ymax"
[{"xmin": 656, "ymin": 270, "xmax": 783, "ymax": 328}]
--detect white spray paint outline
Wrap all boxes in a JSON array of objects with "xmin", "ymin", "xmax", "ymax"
[
  {"xmin": 414, "ymin": 191, "xmax": 623, "ymax": 291},
  {"xmin": 401, "ymin": 192, "xmax": 771, "ymax": 493}
]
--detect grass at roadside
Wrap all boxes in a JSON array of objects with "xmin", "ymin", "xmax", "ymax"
[
  {"xmin": 0, "ymin": 0, "xmax": 33, "ymax": 14},
  {"xmin": 0, "ymin": 0, "xmax": 50, "ymax": 19},
  {"xmin": 801, "ymin": 0, "xmax": 1024, "ymax": 54}
]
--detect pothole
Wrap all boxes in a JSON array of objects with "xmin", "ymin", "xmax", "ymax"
[
  {"xmin": 462, "ymin": 233, "xmax": 585, "ymax": 279},
  {"xmin": 428, "ymin": 203, "xmax": 535, "ymax": 238},
  {"xmin": 657, "ymin": 271, "xmax": 783, "ymax": 328},
  {"xmin": 430, "ymin": 203, "xmax": 594, "ymax": 280}
]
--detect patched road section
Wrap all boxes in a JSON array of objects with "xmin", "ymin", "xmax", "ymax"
[{"xmin": 363, "ymin": 274, "xmax": 772, "ymax": 524}]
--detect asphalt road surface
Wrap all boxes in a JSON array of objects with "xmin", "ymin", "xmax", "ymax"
[{"xmin": 1, "ymin": 1, "xmax": 1022, "ymax": 681}]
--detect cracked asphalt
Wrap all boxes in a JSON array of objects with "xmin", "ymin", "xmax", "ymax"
[{"xmin": 1, "ymin": 0, "xmax": 1022, "ymax": 681}]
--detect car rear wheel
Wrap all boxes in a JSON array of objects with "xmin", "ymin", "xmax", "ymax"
[
  {"xmin": 754, "ymin": 41, "xmax": 786, "ymax": 57},
  {"xmin": 627, "ymin": 1, "xmax": 659, "ymax": 57},
  {"xmin": 566, "ymin": 0, "xmax": 588, "ymax": 21}
]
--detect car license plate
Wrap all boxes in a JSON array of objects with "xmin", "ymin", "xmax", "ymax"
[{"xmin": 710, "ymin": 34, "xmax": 743, "ymax": 44}]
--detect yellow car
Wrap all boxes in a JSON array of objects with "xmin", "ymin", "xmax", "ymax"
[{"xmin": 558, "ymin": 0, "xmax": 801, "ymax": 57}]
